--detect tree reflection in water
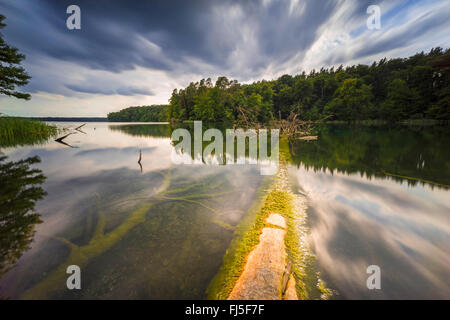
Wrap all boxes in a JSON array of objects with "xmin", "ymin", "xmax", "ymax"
[{"xmin": 0, "ymin": 156, "xmax": 46, "ymax": 278}]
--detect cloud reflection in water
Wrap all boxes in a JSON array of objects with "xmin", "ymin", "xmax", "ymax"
[{"xmin": 291, "ymin": 165, "xmax": 450, "ymax": 299}]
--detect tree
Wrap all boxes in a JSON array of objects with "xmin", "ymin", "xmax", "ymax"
[
  {"xmin": 426, "ymin": 86, "xmax": 450, "ymax": 120},
  {"xmin": 0, "ymin": 156, "xmax": 45, "ymax": 277},
  {"xmin": 165, "ymin": 48, "xmax": 449, "ymax": 123},
  {"xmin": 0, "ymin": 15, "xmax": 31, "ymax": 100},
  {"xmin": 381, "ymin": 79, "xmax": 421, "ymax": 120},
  {"xmin": 107, "ymin": 105, "xmax": 168, "ymax": 122},
  {"xmin": 292, "ymin": 78, "xmax": 313, "ymax": 107},
  {"xmin": 325, "ymin": 78, "xmax": 373, "ymax": 121},
  {"xmin": 193, "ymin": 89, "xmax": 215, "ymax": 122}
]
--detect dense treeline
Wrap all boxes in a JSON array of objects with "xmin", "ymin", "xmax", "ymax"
[
  {"xmin": 168, "ymin": 48, "xmax": 450, "ymax": 122},
  {"xmin": 107, "ymin": 105, "xmax": 168, "ymax": 122}
]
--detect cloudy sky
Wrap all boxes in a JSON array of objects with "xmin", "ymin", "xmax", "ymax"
[{"xmin": 0, "ymin": 0, "xmax": 449, "ymax": 117}]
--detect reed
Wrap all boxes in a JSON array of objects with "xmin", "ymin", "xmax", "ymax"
[{"xmin": 0, "ymin": 117, "xmax": 57, "ymax": 147}]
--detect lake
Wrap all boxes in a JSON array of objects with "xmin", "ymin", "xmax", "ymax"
[{"xmin": 0, "ymin": 122, "xmax": 449, "ymax": 299}]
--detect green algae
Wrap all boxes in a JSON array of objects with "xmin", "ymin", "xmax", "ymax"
[
  {"xmin": 20, "ymin": 165, "xmax": 263, "ymax": 299},
  {"xmin": 207, "ymin": 152, "xmax": 331, "ymax": 300},
  {"xmin": 68, "ymin": 171, "xmax": 260, "ymax": 299},
  {"xmin": 22, "ymin": 201, "xmax": 156, "ymax": 299},
  {"xmin": 205, "ymin": 176, "xmax": 273, "ymax": 300}
]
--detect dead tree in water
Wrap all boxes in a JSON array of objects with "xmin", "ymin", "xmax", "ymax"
[
  {"xmin": 54, "ymin": 123, "xmax": 88, "ymax": 147},
  {"xmin": 271, "ymin": 113, "xmax": 312, "ymax": 140}
]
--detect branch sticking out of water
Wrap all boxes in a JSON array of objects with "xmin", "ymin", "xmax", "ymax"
[
  {"xmin": 55, "ymin": 132, "xmax": 77, "ymax": 148},
  {"xmin": 75, "ymin": 123, "xmax": 87, "ymax": 134},
  {"xmin": 138, "ymin": 149, "xmax": 142, "ymax": 173}
]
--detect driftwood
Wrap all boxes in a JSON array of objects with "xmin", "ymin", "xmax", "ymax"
[
  {"xmin": 54, "ymin": 123, "xmax": 88, "ymax": 147},
  {"xmin": 270, "ymin": 113, "xmax": 312, "ymax": 140},
  {"xmin": 75, "ymin": 123, "xmax": 87, "ymax": 134},
  {"xmin": 55, "ymin": 132, "xmax": 77, "ymax": 148},
  {"xmin": 55, "ymin": 132, "xmax": 73, "ymax": 142}
]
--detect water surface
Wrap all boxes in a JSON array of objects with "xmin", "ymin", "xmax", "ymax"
[
  {"xmin": 0, "ymin": 122, "xmax": 264, "ymax": 299},
  {"xmin": 289, "ymin": 125, "xmax": 450, "ymax": 299},
  {"xmin": 0, "ymin": 122, "xmax": 449, "ymax": 299}
]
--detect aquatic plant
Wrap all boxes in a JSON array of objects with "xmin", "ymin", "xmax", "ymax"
[
  {"xmin": 206, "ymin": 152, "xmax": 330, "ymax": 300},
  {"xmin": 0, "ymin": 117, "xmax": 58, "ymax": 148},
  {"xmin": 20, "ymin": 166, "xmax": 256, "ymax": 299}
]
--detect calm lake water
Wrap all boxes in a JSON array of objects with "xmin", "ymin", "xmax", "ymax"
[
  {"xmin": 0, "ymin": 122, "xmax": 449, "ymax": 299},
  {"xmin": 289, "ymin": 125, "xmax": 450, "ymax": 299}
]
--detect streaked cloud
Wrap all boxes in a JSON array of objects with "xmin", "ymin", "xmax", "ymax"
[{"xmin": 0, "ymin": 0, "xmax": 448, "ymax": 116}]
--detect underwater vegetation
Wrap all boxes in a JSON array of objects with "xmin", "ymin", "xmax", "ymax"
[
  {"xmin": 206, "ymin": 153, "xmax": 330, "ymax": 300},
  {"xmin": 15, "ymin": 165, "xmax": 262, "ymax": 299}
]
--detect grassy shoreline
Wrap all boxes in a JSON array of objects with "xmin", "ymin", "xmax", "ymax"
[{"xmin": 0, "ymin": 117, "xmax": 58, "ymax": 147}]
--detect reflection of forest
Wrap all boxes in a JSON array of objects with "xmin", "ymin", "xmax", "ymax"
[
  {"xmin": 289, "ymin": 125, "xmax": 450, "ymax": 189},
  {"xmin": 109, "ymin": 124, "xmax": 171, "ymax": 138},
  {"xmin": 109, "ymin": 122, "xmax": 237, "ymax": 139},
  {"xmin": 0, "ymin": 156, "xmax": 46, "ymax": 278}
]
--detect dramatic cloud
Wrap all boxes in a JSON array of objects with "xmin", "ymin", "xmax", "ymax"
[
  {"xmin": 0, "ymin": 0, "xmax": 449, "ymax": 116},
  {"xmin": 66, "ymin": 84, "xmax": 154, "ymax": 96}
]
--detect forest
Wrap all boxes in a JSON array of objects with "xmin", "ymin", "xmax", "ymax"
[
  {"xmin": 107, "ymin": 48, "xmax": 449, "ymax": 123},
  {"xmin": 107, "ymin": 105, "xmax": 168, "ymax": 122},
  {"xmin": 167, "ymin": 48, "xmax": 449, "ymax": 123}
]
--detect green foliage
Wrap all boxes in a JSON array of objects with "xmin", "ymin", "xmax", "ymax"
[
  {"xmin": 0, "ymin": 15, "xmax": 31, "ymax": 100},
  {"xmin": 325, "ymin": 78, "xmax": 373, "ymax": 121},
  {"xmin": 205, "ymin": 177, "xmax": 276, "ymax": 300},
  {"xmin": 427, "ymin": 87, "xmax": 450, "ymax": 120},
  {"xmin": 109, "ymin": 123, "xmax": 170, "ymax": 138},
  {"xmin": 0, "ymin": 156, "xmax": 45, "ymax": 277},
  {"xmin": 21, "ymin": 166, "xmax": 262, "ymax": 299},
  {"xmin": 168, "ymin": 48, "xmax": 450, "ymax": 123},
  {"xmin": 0, "ymin": 117, "xmax": 58, "ymax": 147},
  {"xmin": 107, "ymin": 105, "xmax": 168, "ymax": 122},
  {"xmin": 380, "ymin": 79, "xmax": 421, "ymax": 120}
]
